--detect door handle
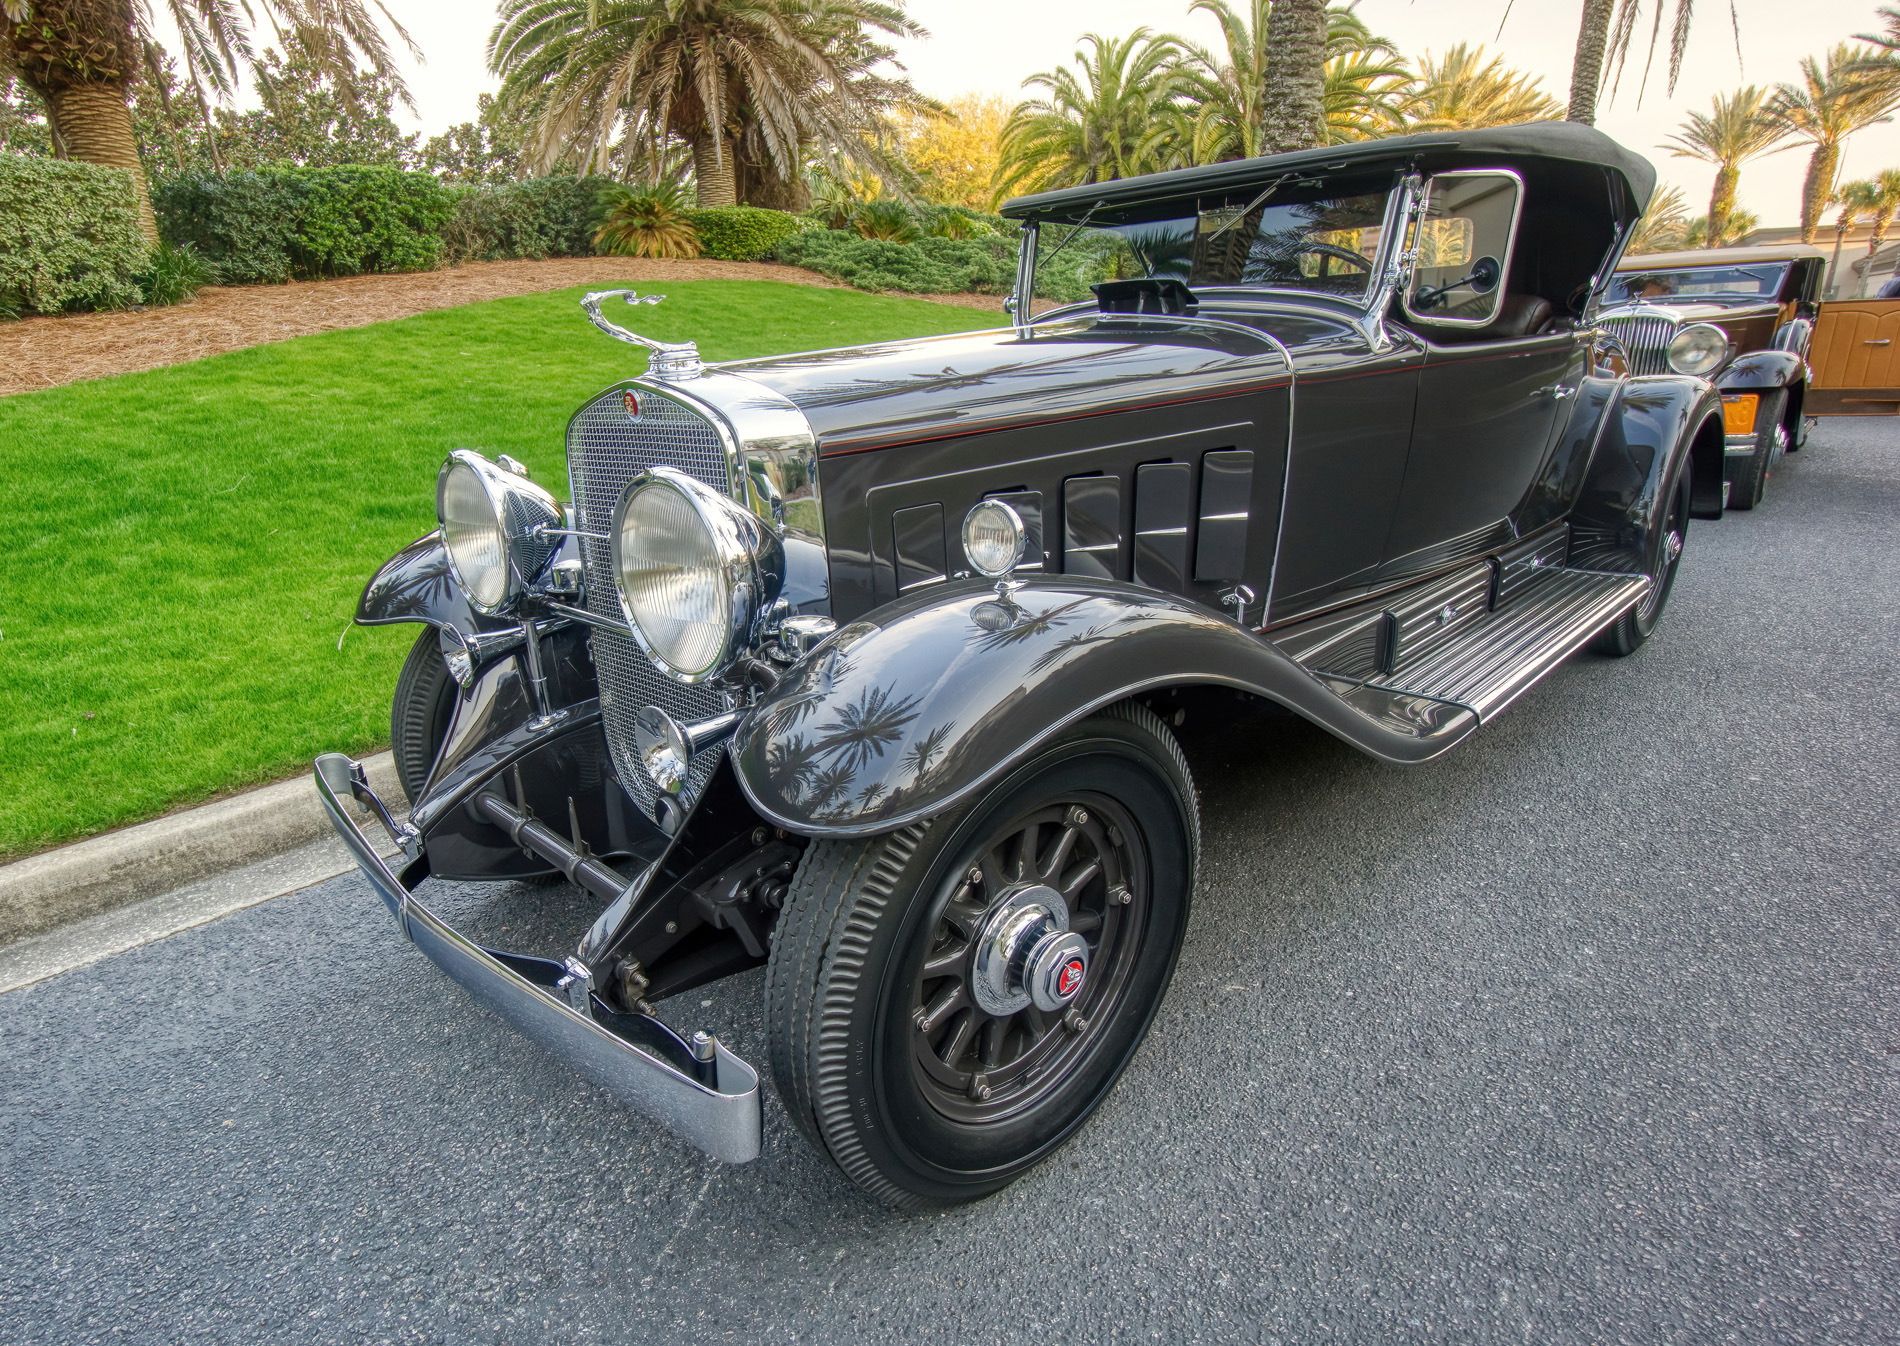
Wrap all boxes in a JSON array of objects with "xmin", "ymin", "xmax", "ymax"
[
  {"xmin": 1865, "ymin": 338, "xmax": 1892, "ymax": 345},
  {"xmin": 1539, "ymin": 385, "xmax": 1576, "ymax": 400}
]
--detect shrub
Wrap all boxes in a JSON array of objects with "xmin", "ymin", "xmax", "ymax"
[
  {"xmin": 594, "ymin": 184, "xmax": 700, "ymax": 259},
  {"xmin": 136, "ymin": 241, "xmax": 212, "ymax": 307},
  {"xmin": 440, "ymin": 175, "xmax": 609, "ymax": 264},
  {"xmin": 852, "ymin": 199, "xmax": 919, "ymax": 243},
  {"xmin": 775, "ymin": 229, "xmax": 1014, "ymax": 294},
  {"xmin": 682, "ymin": 206, "xmax": 812, "ymax": 261},
  {"xmin": 921, "ymin": 206, "xmax": 1007, "ymax": 241},
  {"xmin": 0, "ymin": 156, "xmax": 147, "ymax": 312},
  {"xmin": 155, "ymin": 167, "xmax": 453, "ymax": 283}
]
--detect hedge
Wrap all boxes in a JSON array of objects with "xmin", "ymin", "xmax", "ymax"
[
  {"xmin": 442, "ymin": 175, "xmax": 609, "ymax": 263},
  {"xmin": 156, "ymin": 166, "xmax": 453, "ymax": 284},
  {"xmin": 774, "ymin": 229, "xmax": 1015, "ymax": 294},
  {"xmin": 684, "ymin": 206, "xmax": 813, "ymax": 261},
  {"xmin": 0, "ymin": 156, "xmax": 147, "ymax": 312}
]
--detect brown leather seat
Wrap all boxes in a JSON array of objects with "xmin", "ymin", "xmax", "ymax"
[{"xmin": 1405, "ymin": 293, "xmax": 1556, "ymax": 343}]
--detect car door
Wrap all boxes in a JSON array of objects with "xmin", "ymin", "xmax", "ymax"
[{"xmin": 1375, "ymin": 169, "xmax": 1584, "ymax": 577}]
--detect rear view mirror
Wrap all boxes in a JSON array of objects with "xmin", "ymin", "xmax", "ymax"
[{"xmin": 1467, "ymin": 255, "xmax": 1500, "ymax": 294}]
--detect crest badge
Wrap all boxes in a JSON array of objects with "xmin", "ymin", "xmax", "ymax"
[{"xmin": 622, "ymin": 389, "xmax": 642, "ymax": 420}]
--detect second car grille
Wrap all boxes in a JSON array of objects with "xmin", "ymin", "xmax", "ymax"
[
  {"xmin": 566, "ymin": 385, "xmax": 734, "ymax": 817},
  {"xmin": 1598, "ymin": 312, "xmax": 1678, "ymax": 376}
]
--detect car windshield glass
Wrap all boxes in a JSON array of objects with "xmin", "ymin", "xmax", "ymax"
[
  {"xmin": 1614, "ymin": 264, "xmax": 1788, "ymax": 301},
  {"xmin": 1036, "ymin": 177, "xmax": 1395, "ymax": 300}
]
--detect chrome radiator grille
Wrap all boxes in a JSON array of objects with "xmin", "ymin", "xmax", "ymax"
[
  {"xmin": 567, "ymin": 386, "xmax": 734, "ymax": 816},
  {"xmin": 1598, "ymin": 312, "xmax": 1678, "ymax": 376}
]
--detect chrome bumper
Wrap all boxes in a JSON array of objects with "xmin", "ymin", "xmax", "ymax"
[{"xmin": 313, "ymin": 753, "xmax": 762, "ymax": 1163}]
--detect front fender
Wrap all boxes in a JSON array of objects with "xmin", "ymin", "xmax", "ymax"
[
  {"xmin": 729, "ymin": 577, "xmax": 1477, "ymax": 838},
  {"xmin": 1719, "ymin": 348, "xmax": 1808, "ymax": 391},
  {"xmin": 357, "ymin": 530, "xmax": 480, "ymax": 633},
  {"xmin": 1569, "ymin": 374, "xmax": 1721, "ymax": 569}
]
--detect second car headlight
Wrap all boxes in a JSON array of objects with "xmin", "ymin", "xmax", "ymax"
[
  {"xmin": 436, "ymin": 451, "xmax": 563, "ymax": 614},
  {"xmin": 612, "ymin": 466, "xmax": 784, "ymax": 683},
  {"xmin": 1667, "ymin": 323, "xmax": 1728, "ymax": 377}
]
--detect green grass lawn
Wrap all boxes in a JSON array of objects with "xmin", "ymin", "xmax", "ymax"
[{"xmin": 0, "ymin": 280, "xmax": 998, "ymax": 860}]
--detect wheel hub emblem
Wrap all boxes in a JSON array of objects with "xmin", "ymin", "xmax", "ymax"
[
  {"xmin": 1057, "ymin": 959, "xmax": 1085, "ymax": 998},
  {"xmin": 622, "ymin": 389, "xmax": 642, "ymax": 420}
]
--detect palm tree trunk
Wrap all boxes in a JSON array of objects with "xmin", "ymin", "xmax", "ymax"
[
  {"xmin": 1568, "ymin": 0, "xmax": 1616, "ymax": 124},
  {"xmin": 1257, "ymin": 0, "xmax": 1327, "ymax": 154},
  {"xmin": 44, "ymin": 81, "xmax": 158, "ymax": 244},
  {"xmin": 1707, "ymin": 165, "xmax": 1739, "ymax": 249},
  {"xmin": 1800, "ymin": 143, "xmax": 1840, "ymax": 245},
  {"xmin": 692, "ymin": 131, "xmax": 737, "ymax": 208}
]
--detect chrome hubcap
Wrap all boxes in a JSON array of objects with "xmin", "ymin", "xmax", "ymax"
[{"xmin": 970, "ymin": 884, "xmax": 1089, "ymax": 1016}]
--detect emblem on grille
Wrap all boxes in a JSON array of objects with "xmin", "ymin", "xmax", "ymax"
[{"xmin": 622, "ymin": 389, "xmax": 643, "ymax": 420}]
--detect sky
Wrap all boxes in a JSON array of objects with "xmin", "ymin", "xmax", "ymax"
[{"xmin": 290, "ymin": 0, "xmax": 1900, "ymax": 230}]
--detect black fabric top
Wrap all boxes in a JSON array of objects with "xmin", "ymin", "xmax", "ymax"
[{"xmin": 999, "ymin": 121, "xmax": 1657, "ymax": 220}]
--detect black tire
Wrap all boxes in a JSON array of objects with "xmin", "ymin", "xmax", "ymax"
[
  {"xmin": 763, "ymin": 700, "xmax": 1198, "ymax": 1208},
  {"xmin": 390, "ymin": 625, "xmax": 458, "ymax": 803},
  {"xmin": 1726, "ymin": 388, "xmax": 1788, "ymax": 511},
  {"xmin": 1593, "ymin": 458, "xmax": 1691, "ymax": 657}
]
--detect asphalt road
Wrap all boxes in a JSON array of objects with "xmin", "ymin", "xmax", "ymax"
[{"xmin": 4, "ymin": 420, "xmax": 1897, "ymax": 1345}]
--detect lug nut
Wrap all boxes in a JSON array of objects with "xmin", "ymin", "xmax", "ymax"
[
  {"xmin": 1063, "ymin": 1009, "xmax": 1090, "ymax": 1033},
  {"xmin": 969, "ymin": 1073, "xmax": 992, "ymax": 1101},
  {"xmin": 1066, "ymin": 806, "xmax": 1089, "ymax": 827},
  {"xmin": 968, "ymin": 866, "xmax": 983, "ymax": 885},
  {"xmin": 664, "ymin": 920, "xmax": 678, "ymax": 934}
]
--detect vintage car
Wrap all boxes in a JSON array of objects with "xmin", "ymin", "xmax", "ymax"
[
  {"xmin": 1602, "ymin": 242, "xmax": 1824, "ymax": 510},
  {"xmin": 316, "ymin": 122, "xmax": 1725, "ymax": 1207}
]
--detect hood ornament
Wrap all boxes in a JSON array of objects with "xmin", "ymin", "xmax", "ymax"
[{"xmin": 581, "ymin": 290, "xmax": 703, "ymax": 379}]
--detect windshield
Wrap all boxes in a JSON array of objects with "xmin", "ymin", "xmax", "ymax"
[
  {"xmin": 1035, "ymin": 177, "xmax": 1395, "ymax": 300},
  {"xmin": 1613, "ymin": 263, "xmax": 1789, "ymax": 302}
]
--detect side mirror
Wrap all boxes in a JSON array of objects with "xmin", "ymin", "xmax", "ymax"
[{"xmin": 1467, "ymin": 255, "xmax": 1500, "ymax": 295}]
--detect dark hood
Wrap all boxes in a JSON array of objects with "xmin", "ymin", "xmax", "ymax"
[{"xmin": 718, "ymin": 315, "xmax": 1291, "ymax": 456}]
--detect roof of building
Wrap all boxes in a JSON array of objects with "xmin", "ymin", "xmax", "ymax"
[
  {"xmin": 1617, "ymin": 243, "xmax": 1828, "ymax": 270},
  {"xmin": 999, "ymin": 121, "xmax": 1657, "ymax": 221}
]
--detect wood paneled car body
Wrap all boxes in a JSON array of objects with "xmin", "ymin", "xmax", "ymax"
[
  {"xmin": 1604, "ymin": 242, "xmax": 1825, "ymax": 510},
  {"xmin": 317, "ymin": 123, "xmax": 1724, "ymax": 1206}
]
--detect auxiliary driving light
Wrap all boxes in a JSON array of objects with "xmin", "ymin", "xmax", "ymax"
[{"xmin": 961, "ymin": 499, "xmax": 1027, "ymax": 578}]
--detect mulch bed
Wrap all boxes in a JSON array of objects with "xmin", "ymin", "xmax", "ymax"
[{"xmin": 0, "ymin": 256, "xmax": 1038, "ymax": 397}]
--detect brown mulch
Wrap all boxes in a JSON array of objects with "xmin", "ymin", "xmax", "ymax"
[{"xmin": 0, "ymin": 256, "xmax": 1038, "ymax": 397}]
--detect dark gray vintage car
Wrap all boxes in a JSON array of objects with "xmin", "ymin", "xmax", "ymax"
[
  {"xmin": 317, "ymin": 122, "xmax": 1725, "ymax": 1206},
  {"xmin": 1603, "ymin": 242, "xmax": 1825, "ymax": 510}
]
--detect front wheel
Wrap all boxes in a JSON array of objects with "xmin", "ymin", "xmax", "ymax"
[
  {"xmin": 763, "ymin": 701, "xmax": 1198, "ymax": 1208},
  {"xmin": 1726, "ymin": 388, "xmax": 1787, "ymax": 511}
]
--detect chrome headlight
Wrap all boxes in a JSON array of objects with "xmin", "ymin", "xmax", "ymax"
[
  {"xmin": 435, "ymin": 451, "xmax": 562, "ymax": 614},
  {"xmin": 1667, "ymin": 323, "xmax": 1728, "ymax": 377},
  {"xmin": 611, "ymin": 466, "xmax": 784, "ymax": 683}
]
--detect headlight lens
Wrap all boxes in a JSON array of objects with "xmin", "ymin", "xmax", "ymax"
[
  {"xmin": 439, "ymin": 459, "xmax": 509, "ymax": 610},
  {"xmin": 614, "ymin": 471, "xmax": 756, "ymax": 682},
  {"xmin": 1668, "ymin": 323, "xmax": 1728, "ymax": 377},
  {"xmin": 962, "ymin": 499, "xmax": 1027, "ymax": 578}
]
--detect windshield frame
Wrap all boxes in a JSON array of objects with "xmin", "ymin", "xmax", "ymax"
[
  {"xmin": 1609, "ymin": 262, "xmax": 1791, "ymax": 304},
  {"xmin": 1011, "ymin": 167, "xmax": 1418, "ymax": 319}
]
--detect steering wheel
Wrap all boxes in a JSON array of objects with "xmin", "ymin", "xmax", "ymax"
[{"xmin": 1292, "ymin": 242, "xmax": 1375, "ymax": 271}]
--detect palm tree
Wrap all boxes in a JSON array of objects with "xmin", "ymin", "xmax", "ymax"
[
  {"xmin": 1859, "ymin": 167, "xmax": 1900, "ymax": 285},
  {"xmin": 1679, "ymin": 207, "xmax": 1757, "ymax": 248},
  {"xmin": 994, "ymin": 29, "xmax": 1190, "ymax": 199},
  {"xmin": 1399, "ymin": 44, "xmax": 1565, "ymax": 132},
  {"xmin": 1626, "ymin": 181, "xmax": 1689, "ymax": 253},
  {"xmin": 1567, "ymin": 0, "xmax": 1741, "ymax": 125},
  {"xmin": 1826, "ymin": 179, "xmax": 1879, "ymax": 295},
  {"xmin": 489, "ymin": 0, "xmax": 932, "ymax": 209},
  {"xmin": 1257, "ymin": 0, "xmax": 1328, "ymax": 153},
  {"xmin": 0, "ymin": 0, "xmax": 418, "ymax": 243},
  {"xmin": 1767, "ymin": 44, "xmax": 1900, "ymax": 244},
  {"xmin": 1178, "ymin": 0, "xmax": 1403, "ymax": 161},
  {"xmin": 1660, "ymin": 87, "xmax": 1788, "ymax": 250}
]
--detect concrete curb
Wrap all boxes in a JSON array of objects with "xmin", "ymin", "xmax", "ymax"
[{"xmin": 0, "ymin": 754, "xmax": 407, "ymax": 947}]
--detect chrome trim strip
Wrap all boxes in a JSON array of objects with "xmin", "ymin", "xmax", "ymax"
[{"xmin": 313, "ymin": 753, "xmax": 763, "ymax": 1164}]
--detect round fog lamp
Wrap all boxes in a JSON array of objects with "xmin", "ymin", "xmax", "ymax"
[
  {"xmin": 961, "ymin": 499, "xmax": 1027, "ymax": 578},
  {"xmin": 1667, "ymin": 323, "xmax": 1728, "ymax": 377}
]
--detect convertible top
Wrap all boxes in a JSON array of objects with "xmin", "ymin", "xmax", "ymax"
[
  {"xmin": 1617, "ymin": 243, "xmax": 1827, "ymax": 269},
  {"xmin": 1000, "ymin": 121, "xmax": 1657, "ymax": 222}
]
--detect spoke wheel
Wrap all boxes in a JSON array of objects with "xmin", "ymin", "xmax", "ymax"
[
  {"xmin": 763, "ymin": 701, "xmax": 1197, "ymax": 1208},
  {"xmin": 906, "ymin": 796, "xmax": 1143, "ymax": 1123},
  {"xmin": 1595, "ymin": 459, "xmax": 1690, "ymax": 657}
]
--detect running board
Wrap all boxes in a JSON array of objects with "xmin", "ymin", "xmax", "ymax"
[{"xmin": 1288, "ymin": 567, "xmax": 1650, "ymax": 724}]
